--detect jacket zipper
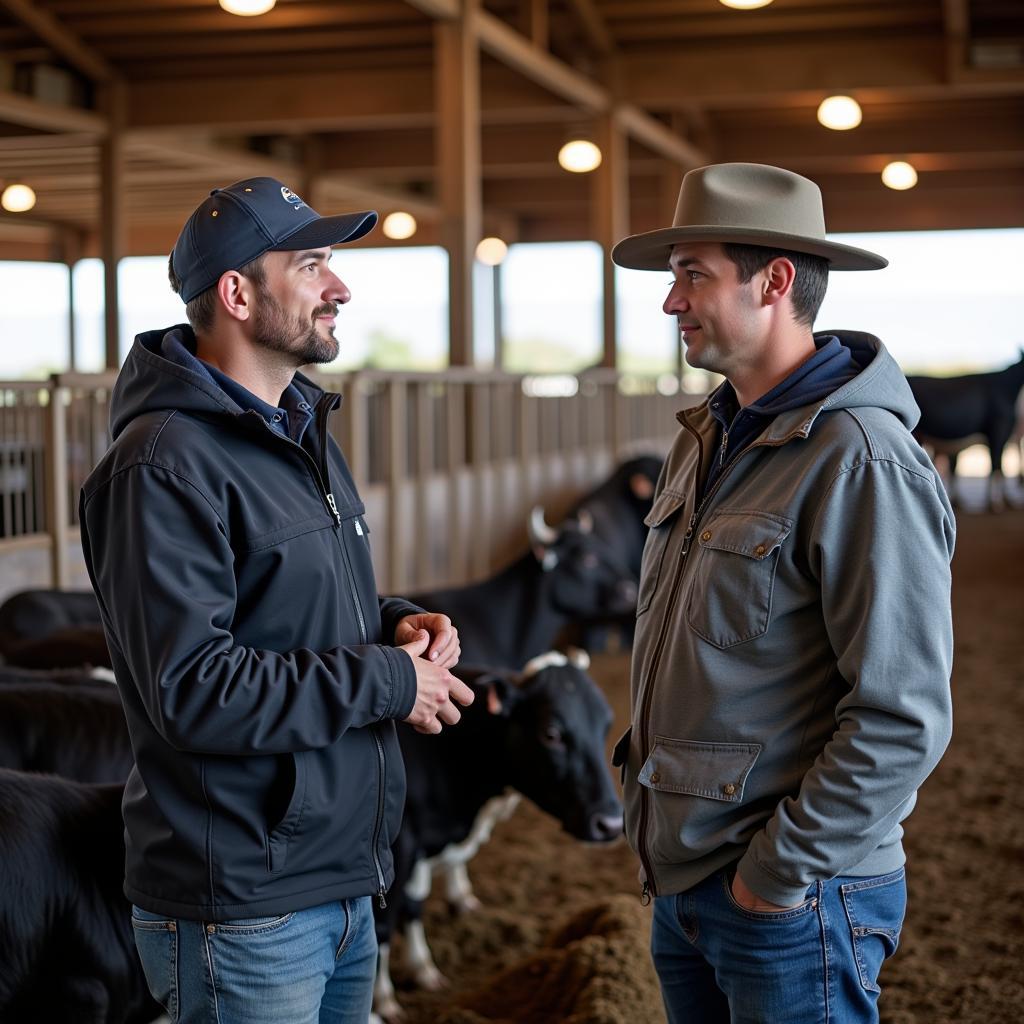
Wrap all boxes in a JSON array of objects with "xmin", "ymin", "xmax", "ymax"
[
  {"xmin": 258, "ymin": 398, "xmax": 389, "ymax": 907},
  {"xmin": 313, "ymin": 402, "xmax": 388, "ymax": 907},
  {"xmin": 634, "ymin": 416, "xmax": 798, "ymax": 902}
]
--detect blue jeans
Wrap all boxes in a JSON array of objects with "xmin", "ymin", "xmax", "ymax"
[
  {"xmin": 132, "ymin": 897, "xmax": 377, "ymax": 1024},
  {"xmin": 651, "ymin": 866, "xmax": 906, "ymax": 1024}
]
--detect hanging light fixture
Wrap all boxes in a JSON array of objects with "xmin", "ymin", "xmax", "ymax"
[
  {"xmin": 476, "ymin": 237, "xmax": 508, "ymax": 266},
  {"xmin": 816, "ymin": 96, "xmax": 862, "ymax": 131},
  {"xmin": 558, "ymin": 139, "xmax": 602, "ymax": 174},
  {"xmin": 719, "ymin": 0, "xmax": 774, "ymax": 9},
  {"xmin": 382, "ymin": 212, "xmax": 417, "ymax": 240},
  {"xmin": 219, "ymin": 0, "xmax": 276, "ymax": 16},
  {"xmin": 1, "ymin": 183, "xmax": 36, "ymax": 213},
  {"xmin": 881, "ymin": 161, "xmax": 918, "ymax": 190}
]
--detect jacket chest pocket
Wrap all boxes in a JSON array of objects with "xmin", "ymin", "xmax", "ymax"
[
  {"xmin": 637, "ymin": 490, "xmax": 688, "ymax": 616},
  {"xmin": 686, "ymin": 510, "xmax": 792, "ymax": 649}
]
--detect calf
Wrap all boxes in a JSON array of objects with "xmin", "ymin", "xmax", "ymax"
[
  {"xmin": 908, "ymin": 353, "xmax": 1024, "ymax": 510},
  {"xmin": 0, "ymin": 682, "xmax": 133, "ymax": 782},
  {"xmin": 407, "ymin": 510, "xmax": 638, "ymax": 669},
  {"xmin": 0, "ymin": 770, "xmax": 158, "ymax": 1023},
  {"xmin": 373, "ymin": 650, "xmax": 622, "ymax": 1020}
]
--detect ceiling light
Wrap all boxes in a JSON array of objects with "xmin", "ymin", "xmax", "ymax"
[
  {"xmin": 1, "ymin": 184, "xmax": 36, "ymax": 213},
  {"xmin": 816, "ymin": 95, "xmax": 862, "ymax": 131},
  {"xmin": 219, "ymin": 0, "xmax": 276, "ymax": 16},
  {"xmin": 719, "ymin": 0, "xmax": 774, "ymax": 9},
  {"xmin": 881, "ymin": 161, "xmax": 918, "ymax": 190},
  {"xmin": 382, "ymin": 212, "xmax": 417, "ymax": 240},
  {"xmin": 476, "ymin": 237, "xmax": 508, "ymax": 266},
  {"xmin": 558, "ymin": 139, "xmax": 602, "ymax": 174}
]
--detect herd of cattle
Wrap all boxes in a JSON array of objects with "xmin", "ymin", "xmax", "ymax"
[{"xmin": 0, "ymin": 455, "xmax": 661, "ymax": 1024}]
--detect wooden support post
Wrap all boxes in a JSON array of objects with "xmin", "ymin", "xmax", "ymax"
[
  {"xmin": 44, "ymin": 381, "xmax": 70, "ymax": 588},
  {"xmin": 436, "ymin": 0, "xmax": 482, "ymax": 367},
  {"xmin": 592, "ymin": 111, "xmax": 628, "ymax": 369},
  {"xmin": 99, "ymin": 82, "xmax": 126, "ymax": 370}
]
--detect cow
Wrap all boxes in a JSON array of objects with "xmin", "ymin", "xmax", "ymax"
[
  {"xmin": 406, "ymin": 509, "xmax": 638, "ymax": 669},
  {"xmin": 0, "ymin": 588, "xmax": 110, "ymax": 670},
  {"xmin": 567, "ymin": 454, "xmax": 663, "ymax": 650},
  {"xmin": 372, "ymin": 649, "xmax": 623, "ymax": 1020},
  {"xmin": 0, "ymin": 682, "xmax": 133, "ymax": 782},
  {"xmin": 0, "ymin": 664, "xmax": 115, "ymax": 687},
  {"xmin": 0, "ymin": 770, "xmax": 159, "ymax": 1023},
  {"xmin": 908, "ymin": 352, "xmax": 1024, "ymax": 510}
]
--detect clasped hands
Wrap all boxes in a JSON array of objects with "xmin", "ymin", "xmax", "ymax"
[{"xmin": 395, "ymin": 613, "xmax": 473, "ymax": 735}]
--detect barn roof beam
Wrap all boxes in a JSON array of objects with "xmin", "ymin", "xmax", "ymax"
[{"xmin": 0, "ymin": 89, "xmax": 107, "ymax": 134}]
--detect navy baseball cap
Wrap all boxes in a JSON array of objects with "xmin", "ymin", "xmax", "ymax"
[{"xmin": 171, "ymin": 177, "xmax": 378, "ymax": 303}]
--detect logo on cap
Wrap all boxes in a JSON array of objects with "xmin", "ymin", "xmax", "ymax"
[{"xmin": 280, "ymin": 186, "xmax": 306, "ymax": 211}]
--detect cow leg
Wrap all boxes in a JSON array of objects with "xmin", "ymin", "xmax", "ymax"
[
  {"xmin": 402, "ymin": 858, "xmax": 446, "ymax": 990},
  {"xmin": 443, "ymin": 861, "xmax": 481, "ymax": 914},
  {"xmin": 946, "ymin": 450, "xmax": 961, "ymax": 507},
  {"xmin": 373, "ymin": 942, "xmax": 403, "ymax": 1022}
]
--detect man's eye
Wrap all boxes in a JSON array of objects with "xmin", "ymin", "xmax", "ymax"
[{"xmin": 688, "ymin": 270, "xmax": 701, "ymax": 281}]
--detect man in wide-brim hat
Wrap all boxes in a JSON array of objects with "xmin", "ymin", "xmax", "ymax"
[{"xmin": 611, "ymin": 163, "xmax": 955, "ymax": 1023}]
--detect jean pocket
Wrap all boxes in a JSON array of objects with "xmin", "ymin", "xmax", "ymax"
[
  {"xmin": 720, "ymin": 873, "xmax": 818, "ymax": 923},
  {"xmin": 637, "ymin": 490, "xmax": 687, "ymax": 615},
  {"xmin": 131, "ymin": 908, "xmax": 178, "ymax": 1022},
  {"xmin": 216, "ymin": 913, "xmax": 295, "ymax": 934},
  {"xmin": 686, "ymin": 510, "xmax": 792, "ymax": 648},
  {"xmin": 841, "ymin": 868, "xmax": 907, "ymax": 992}
]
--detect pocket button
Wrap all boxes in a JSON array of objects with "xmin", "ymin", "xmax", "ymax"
[
  {"xmin": 754, "ymin": 544, "xmax": 767, "ymax": 556},
  {"xmin": 650, "ymin": 772, "xmax": 661, "ymax": 784},
  {"xmin": 722, "ymin": 782, "xmax": 737, "ymax": 796},
  {"xmin": 701, "ymin": 530, "xmax": 712, "ymax": 542}
]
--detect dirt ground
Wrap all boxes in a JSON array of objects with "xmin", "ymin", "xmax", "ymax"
[{"xmin": 389, "ymin": 505, "xmax": 1024, "ymax": 1024}]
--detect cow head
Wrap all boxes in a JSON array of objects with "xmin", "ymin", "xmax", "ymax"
[
  {"xmin": 527, "ymin": 507, "xmax": 638, "ymax": 618},
  {"xmin": 480, "ymin": 650, "xmax": 623, "ymax": 843}
]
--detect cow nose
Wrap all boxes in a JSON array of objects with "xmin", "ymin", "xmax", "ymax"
[{"xmin": 589, "ymin": 812, "xmax": 624, "ymax": 842}]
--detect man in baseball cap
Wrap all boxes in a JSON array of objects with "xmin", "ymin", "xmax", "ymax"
[
  {"xmin": 79, "ymin": 178, "xmax": 473, "ymax": 1022},
  {"xmin": 612, "ymin": 163, "xmax": 954, "ymax": 1023}
]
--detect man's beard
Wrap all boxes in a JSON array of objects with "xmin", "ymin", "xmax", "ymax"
[{"xmin": 252, "ymin": 287, "xmax": 339, "ymax": 366}]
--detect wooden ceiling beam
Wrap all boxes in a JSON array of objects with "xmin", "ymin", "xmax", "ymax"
[
  {"xmin": 565, "ymin": 0, "xmax": 615, "ymax": 55},
  {"xmin": 0, "ymin": 0, "xmax": 119, "ymax": 81},
  {"xmin": 0, "ymin": 90, "xmax": 107, "ymax": 134},
  {"xmin": 614, "ymin": 104, "xmax": 706, "ymax": 167},
  {"xmin": 402, "ymin": 0, "xmax": 459, "ymax": 19}
]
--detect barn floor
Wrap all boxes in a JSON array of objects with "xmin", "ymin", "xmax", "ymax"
[{"xmin": 388, "ymin": 502, "xmax": 1024, "ymax": 1024}]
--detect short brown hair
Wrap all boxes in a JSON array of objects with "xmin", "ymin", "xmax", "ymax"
[
  {"xmin": 167, "ymin": 252, "xmax": 267, "ymax": 332},
  {"xmin": 722, "ymin": 243, "xmax": 829, "ymax": 327}
]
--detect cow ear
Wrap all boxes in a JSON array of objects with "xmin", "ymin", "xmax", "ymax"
[
  {"xmin": 479, "ymin": 675, "xmax": 514, "ymax": 716},
  {"xmin": 630, "ymin": 472, "xmax": 655, "ymax": 500},
  {"xmin": 532, "ymin": 546, "xmax": 559, "ymax": 571}
]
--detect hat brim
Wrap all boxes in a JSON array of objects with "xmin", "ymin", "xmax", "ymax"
[
  {"xmin": 611, "ymin": 225, "xmax": 887, "ymax": 272},
  {"xmin": 274, "ymin": 210, "xmax": 378, "ymax": 251}
]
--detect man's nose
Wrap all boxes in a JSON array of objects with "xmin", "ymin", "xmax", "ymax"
[
  {"xmin": 325, "ymin": 272, "xmax": 351, "ymax": 305},
  {"xmin": 663, "ymin": 284, "xmax": 688, "ymax": 316}
]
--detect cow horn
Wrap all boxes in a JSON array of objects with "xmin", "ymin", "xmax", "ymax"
[
  {"xmin": 521, "ymin": 650, "xmax": 568, "ymax": 680},
  {"xmin": 528, "ymin": 505, "xmax": 559, "ymax": 546},
  {"xmin": 576, "ymin": 508, "xmax": 594, "ymax": 534},
  {"xmin": 565, "ymin": 647, "xmax": 591, "ymax": 670}
]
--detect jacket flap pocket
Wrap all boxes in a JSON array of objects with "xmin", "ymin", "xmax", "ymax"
[
  {"xmin": 638, "ymin": 737, "xmax": 761, "ymax": 802},
  {"xmin": 698, "ymin": 511, "xmax": 792, "ymax": 560},
  {"xmin": 644, "ymin": 489, "xmax": 687, "ymax": 528}
]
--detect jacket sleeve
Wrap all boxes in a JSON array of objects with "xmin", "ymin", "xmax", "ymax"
[
  {"xmin": 80, "ymin": 463, "xmax": 418, "ymax": 757},
  {"xmin": 737, "ymin": 456, "xmax": 955, "ymax": 906},
  {"xmin": 378, "ymin": 596, "xmax": 428, "ymax": 644}
]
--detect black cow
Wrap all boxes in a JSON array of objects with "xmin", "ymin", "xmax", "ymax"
[
  {"xmin": 0, "ymin": 588, "xmax": 110, "ymax": 669},
  {"xmin": 406, "ymin": 510, "xmax": 638, "ymax": 669},
  {"xmin": 0, "ymin": 770, "xmax": 159, "ymax": 1023},
  {"xmin": 908, "ymin": 353, "xmax": 1024, "ymax": 510},
  {"xmin": 567, "ymin": 454, "xmax": 663, "ymax": 649},
  {"xmin": 0, "ymin": 682, "xmax": 133, "ymax": 782},
  {"xmin": 372, "ymin": 649, "xmax": 622, "ymax": 1020}
]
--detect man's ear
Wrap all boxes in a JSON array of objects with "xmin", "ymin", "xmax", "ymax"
[
  {"xmin": 761, "ymin": 256, "xmax": 796, "ymax": 308},
  {"xmin": 217, "ymin": 269, "xmax": 253, "ymax": 322}
]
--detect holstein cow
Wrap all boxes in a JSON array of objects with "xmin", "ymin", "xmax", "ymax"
[
  {"xmin": 0, "ymin": 681, "xmax": 133, "ymax": 782},
  {"xmin": 407, "ymin": 509, "xmax": 638, "ymax": 669},
  {"xmin": 0, "ymin": 770, "xmax": 159, "ymax": 1023},
  {"xmin": 908, "ymin": 352, "xmax": 1024, "ymax": 510},
  {"xmin": 567, "ymin": 454, "xmax": 663, "ymax": 650},
  {"xmin": 372, "ymin": 649, "xmax": 623, "ymax": 1021}
]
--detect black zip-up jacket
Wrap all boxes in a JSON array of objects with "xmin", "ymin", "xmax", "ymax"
[{"xmin": 79, "ymin": 326, "xmax": 421, "ymax": 922}]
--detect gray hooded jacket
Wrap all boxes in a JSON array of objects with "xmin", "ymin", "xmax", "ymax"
[{"xmin": 615, "ymin": 332, "xmax": 955, "ymax": 906}]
